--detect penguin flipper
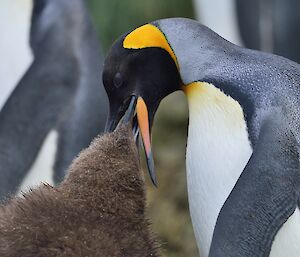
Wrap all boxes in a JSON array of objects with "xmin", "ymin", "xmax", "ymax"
[
  {"xmin": 0, "ymin": 61, "xmax": 78, "ymax": 202},
  {"xmin": 53, "ymin": 81, "xmax": 108, "ymax": 184},
  {"xmin": 209, "ymin": 109, "xmax": 300, "ymax": 257}
]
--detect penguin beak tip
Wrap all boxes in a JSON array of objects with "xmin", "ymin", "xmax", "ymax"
[{"xmin": 147, "ymin": 152, "xmax": 158, "ymax": 187}]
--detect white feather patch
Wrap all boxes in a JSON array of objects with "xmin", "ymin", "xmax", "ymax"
[
  {"xmin": 0, "ymin": 0, "xmax": 33, "ymax": 109},
  {"xmin": 270, "ymin": 208, "xmax": 300, "ymax": 257},
  {"xmin": 185, "ymin": 82, "xmax": 253, "ymax": 257},
  {"xmin": 18, "ymin": 130, "xmax": 56, "ymax": 194}
]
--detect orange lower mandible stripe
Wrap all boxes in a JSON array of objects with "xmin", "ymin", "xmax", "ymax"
[{"xmin": 136, "ymin": 97, "xmax": 152, "ymax": 155}]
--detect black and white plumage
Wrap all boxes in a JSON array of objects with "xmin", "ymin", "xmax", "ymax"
[
  {"xmin": 236, "ymin": 0, "xmax": 300, "ymax": 63},
  {"xmin": 192, "ymin": 0, "xmax": 242, "ymax": 45},
  {"xmin": 210, "ymin": 109, "xmax": 300, "ymax": 257},
  {"xmin": 193, "ymin": 0, "xmax": 300, "ymax": 63},
  {"xmin": 102, "ymin": 18, "xmax": 300, "ymax": 257},
  {"xmin": 0, "ymin": 0, "xmax": 108, "ymax": 201}
]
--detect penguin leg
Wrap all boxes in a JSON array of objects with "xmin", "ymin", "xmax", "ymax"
[
  {"xmin": 209, "ymin": 108, "xmax": 300, "ymax": 257},
  {"xmin": 0, "ymin": 61, "xmax": 78, "ymax": 202}
]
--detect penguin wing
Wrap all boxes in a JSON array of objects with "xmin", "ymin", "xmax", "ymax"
[
  {"xmin": 54, "ymin": 71, "xmax": 108, "ymax": 183},
  {"xmin": 52, "ymin": 9, "xmax": 109, "ymax": 183},
  {"xmin": 0, "ymin": 60, "xmax": 78, "ymax": 201},
  {"xmin": 209, "ymin": 109, "xmax": 300, "ymax": 257}
]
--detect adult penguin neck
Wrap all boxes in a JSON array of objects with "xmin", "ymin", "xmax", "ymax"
[
  {"xmin": 196, "ymin": 44, "xmax": 298, "ymax": 144},
  {"xmin": 181, "ymin": 43, "xmax": 284, "ymax": 143},
  {"xmin": 158, "ymin": 18, "xmax": 296, "ymax": 139}
]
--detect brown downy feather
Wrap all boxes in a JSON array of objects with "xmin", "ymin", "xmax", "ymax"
[{"xmin": 0, "ymin": 124, "xmax": 160, "ymax": 257}]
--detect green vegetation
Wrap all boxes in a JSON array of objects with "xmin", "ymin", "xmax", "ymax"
[
  {"xmin": 87, "ymin": 0, "xmax": 195, "ymax": 50},
  {"xmin": 86, "ymin": 1, "xmax": 198, "ymax": 256}
]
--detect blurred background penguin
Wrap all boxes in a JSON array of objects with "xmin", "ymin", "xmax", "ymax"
[
  {"xmin": 0, "ymin": 0, "xmax": 108, "ymax": 199},
  {"xmin": 194, "ymin": 0, "xmax": 300, "ymax": 62},
  {"xmin": 0, "ymin": 0, "xmax": 299, "ymax": 256}
]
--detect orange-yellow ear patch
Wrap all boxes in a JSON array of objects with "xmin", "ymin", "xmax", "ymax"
[{"xmin": 123, "ymin": 24, "xmax": 178, "ymax": 69}]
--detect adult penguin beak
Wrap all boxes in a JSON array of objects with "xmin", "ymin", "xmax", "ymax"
[
  {"xmin": 105, "ymin": 95, "xmax": 157, "ymax": 187},
  {"xmin": 136, "ymin": 97, "xmax": 157, "ymax": 186}
]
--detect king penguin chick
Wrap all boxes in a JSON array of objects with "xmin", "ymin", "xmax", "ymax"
[
  {"xmin": 0, "ymin": 105, "xmax": 159, "ymax": 257},
  {"xmin": 103, "ymin": 18, "xmax": 300, "ymax": 257}
]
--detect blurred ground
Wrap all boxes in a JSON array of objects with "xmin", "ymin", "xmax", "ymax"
[
  {"xmin": 148, "ymin": 93, "xmax": 198, "ymax": 257},
  {"xmin": 86, "ymin": 1, "xmax": 199, "ymax": 256}
]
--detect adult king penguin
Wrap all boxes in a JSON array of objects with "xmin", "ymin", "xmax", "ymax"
[
  {"xmin": 0, "ymin": 0, "xmax": 108, "ymax": 201},
  {"xmin": 103, "ymin": 18, "xmax": 300, "ymax": 257}
]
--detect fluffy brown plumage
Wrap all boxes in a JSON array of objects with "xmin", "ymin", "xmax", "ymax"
[{"xmin": 0, "ymin": 124, "xmax": 160, "ymax": 257}]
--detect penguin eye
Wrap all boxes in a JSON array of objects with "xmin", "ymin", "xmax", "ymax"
[{"xmin": 113, "ymin": 72, "xmax": 123, "ymax": 88}]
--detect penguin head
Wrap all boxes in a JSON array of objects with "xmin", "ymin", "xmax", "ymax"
[
  {"xmin": 103, "ymin": 28, "xmax": 181, "ymax": 130},
  {"xmin": 103, "ymin": 18, "xmax": 218, "ymax": 184},
  {"xmin": 103, "ymin": 24, "xmax": 183, "ymax": 185}
]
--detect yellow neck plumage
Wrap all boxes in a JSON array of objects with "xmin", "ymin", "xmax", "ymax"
[{"xmin": 123, "ymin": 24, "xmax": 179, "ymax": 70}]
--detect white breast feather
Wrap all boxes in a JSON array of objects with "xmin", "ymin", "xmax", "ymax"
[
  {"xmin": 185, "ymin": 82, "xmax": 300, "ymax": 257},
  {"xmin": 0, "ymin": 1, "xmax": 55, "ymax": 192},
  {"xmin": 185, "ymin": 82, "xmax": 253, "ymax": 256},
  {"xmin": 270, "ymin": 208, "xmax": 300, "ymax": 257},
  {"xmin": 0, "ymin": 0, "xmax": 33, "ymax": 109}
]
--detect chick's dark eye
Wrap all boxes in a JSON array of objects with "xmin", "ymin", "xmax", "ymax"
[{"xmin": 113, "ymin": 72, "xmax": 123, "ymax": 88}]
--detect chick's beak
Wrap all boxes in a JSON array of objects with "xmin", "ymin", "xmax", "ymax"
[
  {"xmin": 118, "ymin": 95, "xmax": 137, "ymax": 126},
  {"xmin": 105, "ymin": 95, "xmax": 157, "ymax": 186}
]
